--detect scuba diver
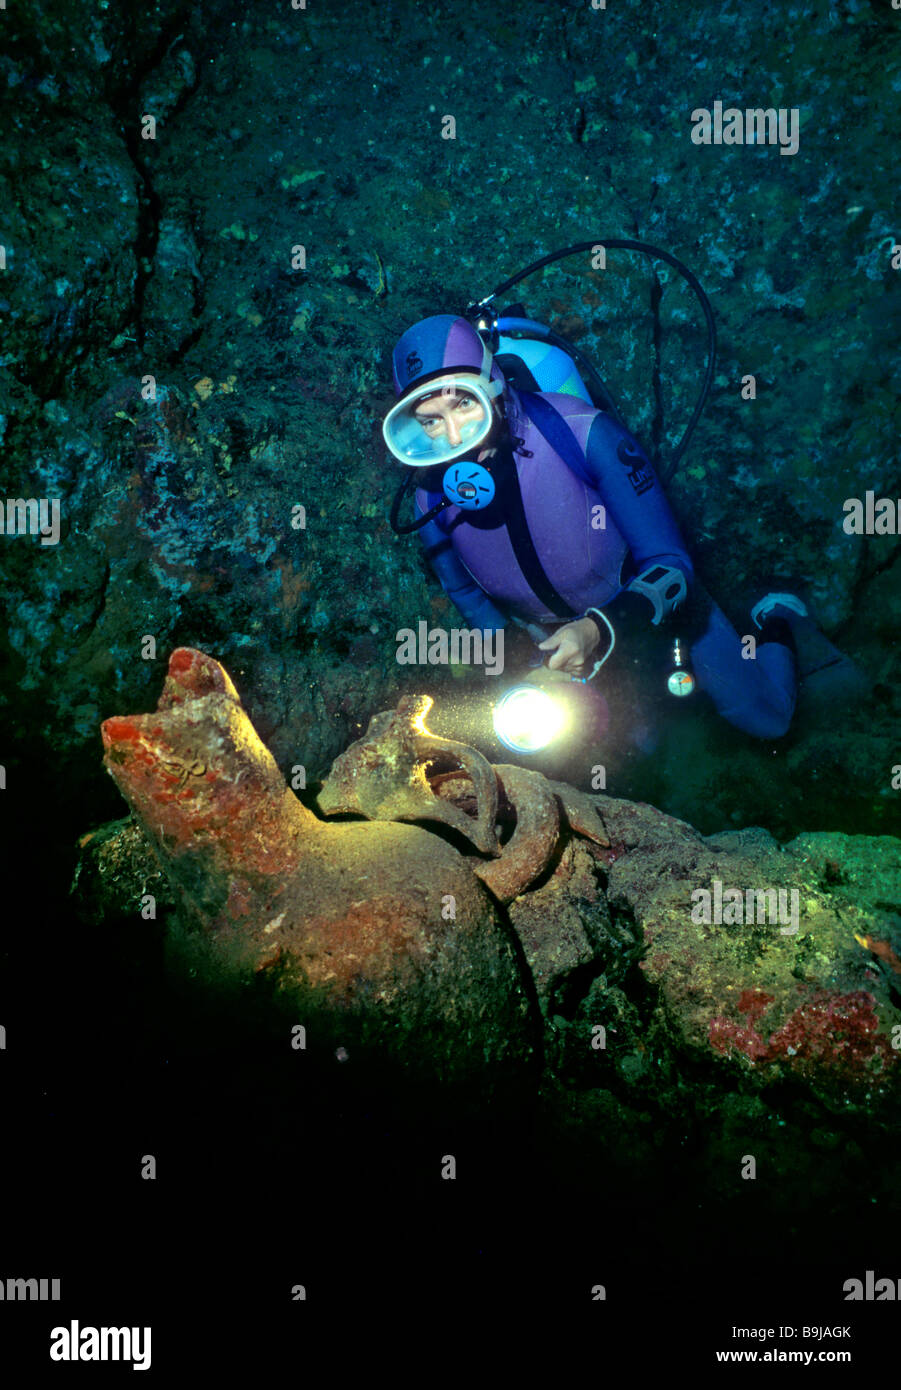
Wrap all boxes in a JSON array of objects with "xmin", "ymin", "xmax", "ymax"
[{"xmin": 382, "ymin": 248, "xmax": 855, "ymax": 743}]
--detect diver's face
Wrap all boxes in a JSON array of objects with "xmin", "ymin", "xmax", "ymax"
[{"xmin": 412, "ymin": 377, "xmax": 486, "ymax": 448}]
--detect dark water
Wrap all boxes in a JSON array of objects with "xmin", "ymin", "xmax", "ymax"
[{"xmin": 2, "ymin": 0, "xmax": 900, "ymax": 1369}]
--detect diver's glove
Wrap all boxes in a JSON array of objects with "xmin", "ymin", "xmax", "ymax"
[{"xmin": 628, "ymin": 563, "xmax": 690, "ymax": 626}]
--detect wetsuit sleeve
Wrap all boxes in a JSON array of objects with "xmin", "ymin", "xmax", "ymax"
[
  {"xmin": 584, "ymin": 413, "xmax": 694, "ymax": 581},
  {"xmin": 417, "ymin": 509, "xmax": 509, "ymax": 631}
]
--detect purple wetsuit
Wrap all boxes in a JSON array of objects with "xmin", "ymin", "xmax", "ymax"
[{"xmin": 415, "ymin": 388, "xmax": 796, "ymax": 739}]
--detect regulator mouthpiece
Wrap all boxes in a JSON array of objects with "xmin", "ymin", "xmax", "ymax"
[{"xmin": 442, "ymin": 460, "xmax": 496, "ymax": 511}]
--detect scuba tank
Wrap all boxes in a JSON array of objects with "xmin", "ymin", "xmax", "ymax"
[{"xmin": 464, "ymin": 236, "xmax": 716, "ymax": 484}]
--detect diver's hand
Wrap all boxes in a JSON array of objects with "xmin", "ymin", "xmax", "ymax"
[{"xmin": 538, "ymin": 618, "xmax": 600, "ymax": 674}]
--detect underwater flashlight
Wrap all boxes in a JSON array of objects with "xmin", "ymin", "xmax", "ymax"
[{"xmin": 492, "ymin": 684, "xmax": 567, "ymax": 754}]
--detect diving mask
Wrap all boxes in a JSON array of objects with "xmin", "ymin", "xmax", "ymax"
[{"xmin": 382, "ymin": 371, "xmax": 504, "ymax": 467}]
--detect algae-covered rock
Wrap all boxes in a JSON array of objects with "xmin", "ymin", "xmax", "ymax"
[
  {"xmin": 91, "ymin": 648, "xmax": 539, "ymax": 1091},
  {"xmin": 75, "ymin": 662, "xmax": 901, "ymax": 1133}
]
